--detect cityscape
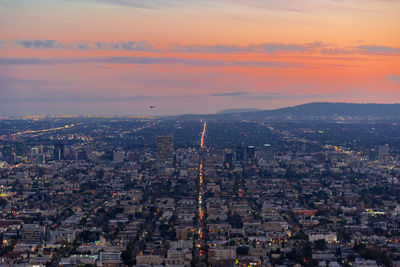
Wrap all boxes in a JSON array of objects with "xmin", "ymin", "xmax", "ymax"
[
  {"xmin": 1, "ymin": 0, "xmax": 400, "ymax": 266},
  {"xmin": 0, "ymin": 112, "xmax": 400, "ymax": 266}
]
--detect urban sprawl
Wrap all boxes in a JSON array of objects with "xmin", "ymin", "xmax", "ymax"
[{"xmin": 0, "ymin": 118, "xmax": 400, "ymax": 267}]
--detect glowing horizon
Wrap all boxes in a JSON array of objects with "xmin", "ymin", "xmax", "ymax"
[{"xmin": 0, "ymin": 0, "xmax": 399, "ymax": 115}]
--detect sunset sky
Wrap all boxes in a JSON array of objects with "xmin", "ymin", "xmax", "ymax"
[{"xmin": 1, "ymin": 0, "xmax": 400, "ymax": 115}]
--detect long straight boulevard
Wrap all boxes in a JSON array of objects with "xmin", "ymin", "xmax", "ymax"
[{"xmin": 194, "ymin": 121, "xmax": 208, "ymax": 266}]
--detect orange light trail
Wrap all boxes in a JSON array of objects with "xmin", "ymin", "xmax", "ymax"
[
  {"xmin": 200, "ymin": 121, "xmax": 206, "ymax": 149},
  {"xmin": 0, "ymin": 124, "xmax": 77, "ymax": 140},
  {"xmin": 198, "ymin": 121, "xmax": 206, "ymax": 225}
]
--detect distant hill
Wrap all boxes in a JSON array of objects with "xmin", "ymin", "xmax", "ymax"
[
  {"xmin": 218, "ymin": 102, "xmax": 400, "ymax": 119},
  {"xmin": 218, "ymin": 108, "xmax": 261, "ymax": 114},
  {"xmin": 170, "ymin": 102, "xmax": 400, "ymax": 120}
]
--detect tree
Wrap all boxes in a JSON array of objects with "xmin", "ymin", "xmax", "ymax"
[
  {"xmin": 228, "ymin": 213, "xmax": 243, "ymax": 229},
  {"xmin": 0, "ymin": 198, "xmax": 7, "ymax": 207},
  {"xmin": 236, "ymin": 246, "xmax": 249, "ymax": 255},
  {"xmin": 121, "ymin": 241, "xmax": 136, "ymax": 267},
  {"xmin": 314, "ymin": 239, "xmax": 326, "ymax": 251}
]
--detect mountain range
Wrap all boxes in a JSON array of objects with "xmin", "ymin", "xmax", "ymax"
[{"xmin": 174, "ymin": 102, "xmax": 400, "ymax": 120}]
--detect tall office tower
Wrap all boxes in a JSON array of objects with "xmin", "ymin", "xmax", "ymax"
[
  {"xmin": 247, "ymin": 146, "xmax": 255, "ymax": 160},
  {"xmin": 31, "ymin": 147, "xmax": 39, "ymax": 156},
  {"xmin": 214, "ymin": 149, "xmax": 226, "ymax": 163},
  {"xmin": 368, "ymin": 148, "xmax": 377, "ymax": 161},
  {"xmin": 53, "ymin": 142, "xmax": 65, "ymax": 161},
  {"xmin": 14, "ymin": 141, "xmax": 25, "ymax": 156},
  {"xmin": 2, "ymin": 145, "xmax": 13, "ymax": 163},
  {"xmin": 260, "ymin": 144, "xmax": 275, "ymax": 161},
  {"xmin": 157, "ymin": 136, "xmax": 174, "ymax": 162},
  {"xmin": 225, "ymin": 152, "xmax": 233, "ymax": 167},
  {"xmin": 30, "ymin": 147, "xmax": 39, "ymax": 163},
  {"xmin": 378, "ymin": 144, "xmax": 390, "ymax": 164},
  {"xmin": 235, "ymin": 146, "xmax": 244, "ymax": 161},
  {"xmin": 10, "ymin": 152, "xmax": 17, "ymax": 164},
  {"xmin": 77, "ymin": 149, "xmax": 88, "ymax": 161}
]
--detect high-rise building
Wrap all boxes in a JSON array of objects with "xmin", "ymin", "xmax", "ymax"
[
  {"xmin": 31, "ymin": 147, "xmax": 39, "ymax": 155},
  {"xmin": 10, "ymin": 152, "xmax": 17, "ymax": 164},
  {"xmin": 378, "ymin": 144, "xmax": 390, "ymax": 164},
  {"xmin": 214, "ymin": 149, "xmax": 226, "ymax": 163},
  {"xmin": 157, "ymin": 136, "xmax": 174, "ymax": 162},
  {"xmin": 235, "ymin": 146, "xmax": 244, "ymax": 161},
  {"xmin": 225, "ymin": 153, "xmax": 233, "ymax": 167},
  {"xmin": 14, "ymin": 141, "xmax": 25, "ymax": 156},
  {"xmin": 31, "ymin": 147, "xmax": 44, "ymax": 163},
  {"xmin": 2, "ymin": 145, "xmax": 13, "ymax": 163},
  {"xmin": 368, "ymin": 148, "xmax": 377, "ymax": 161},
  {"xmin": 247, "ymin": 146, "xmax": 255, "ymax": 160},
  {"xmin": 53, "ymin": 142, "xmax": 65, "ymax": 161},
  {"xmin": 260, "ymin": 144, "xmax": 274, "ymax": 161},
  {"xmin": 77, "ymin": 149, "xmax": 87, "ymax": 161}
]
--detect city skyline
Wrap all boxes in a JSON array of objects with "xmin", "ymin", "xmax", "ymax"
[{"xmin": 0, "ymin": 0, "xmax": 400, "ymax": 115}]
